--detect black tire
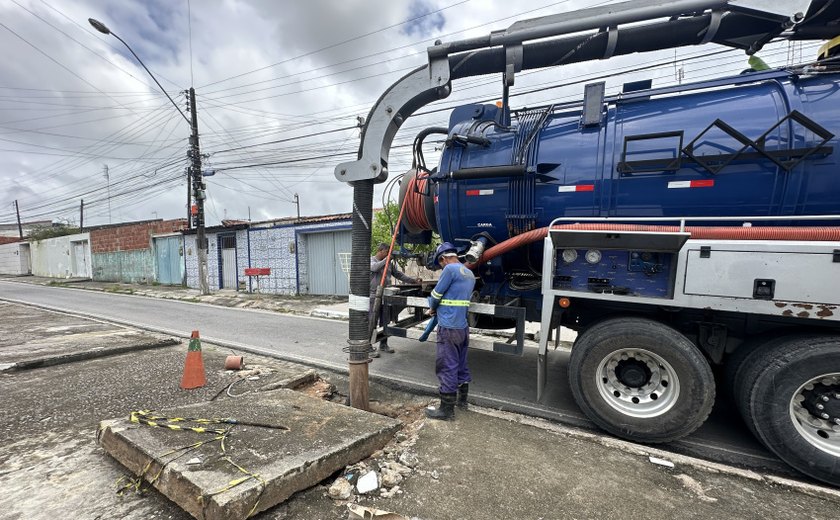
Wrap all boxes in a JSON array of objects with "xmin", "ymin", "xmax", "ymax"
[
  {"xmin": 568, "ymin": 317, "xmax": 716, "ymax": 443},
  {"xmin": 725, "ymin": 334, "xmax": 779, "ymax": 400},
  {"xmin": 733, "ymin": 334, "xmax": 826, "ymax": 439},
  {"xmin": 745, "ymin": 335, "xmax": 840, "ymax": 487}
]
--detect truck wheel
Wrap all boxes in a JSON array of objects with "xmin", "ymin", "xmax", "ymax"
[
  {"xmin": 731, "ymin": 340, "xmax": 775, "ymax": 438},
  {"xmin": 568, "ymin": 317, "xmax": 715, "ymax": 443},
  {"xmin": 732, "ymin": 334, "xmax": 822, "ymax": 438},
  {"xmin": 744, "ymin": 335, "xmax": 840, "ymax": 486},
  {"xmin": 725, "ymin": 335, "xmax": 774, "ymax": 399}
]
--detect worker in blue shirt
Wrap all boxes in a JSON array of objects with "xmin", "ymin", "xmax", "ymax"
[{"xmin": 426, "ymin": 242, "xmax": 476, "ymax": 420}]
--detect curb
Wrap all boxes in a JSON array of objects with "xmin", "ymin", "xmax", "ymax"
[
  {"xmin": 309, "ymin": 309, "xmax": 349, "ymax": 320},
  {"xmin": 1, "ymin": 337, "xmax": 180, "ymax": 372}
]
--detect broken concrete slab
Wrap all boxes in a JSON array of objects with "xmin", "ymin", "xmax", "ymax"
[
  {"xmin": 0, "ymin": 301, "xmax": 177, "ymax": 370},
  {"xmin": 98, "ymin": 388, "xmax": 401, "ymax": 520}
]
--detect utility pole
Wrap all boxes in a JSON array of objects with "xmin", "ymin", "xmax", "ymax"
[
  {"xmin": 294, "ymin": 193, "xmax": 300, "ymax": 220},
  {"xmin": 79, "ymin": 199, "xmax": 84, "ymax": 232},
  {"xmin": 14, "ymin": 200, "xmax": 23, "ymax": 239},
  {"xmin": 103, "ymin": 165, "xmax": 112, "ymax": 224},
  {"xmin": 188, "ymin": 87, "xmax": 210, "ymax": 295}
]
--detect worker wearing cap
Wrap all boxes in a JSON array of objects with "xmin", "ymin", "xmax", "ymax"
[
  {"xmin": 370, "ymin": 243, "xmax": 420, "ymax": 357},
  {"xmin": 426, "ymin": 242, "xmax": 476, "ymax": 420}
]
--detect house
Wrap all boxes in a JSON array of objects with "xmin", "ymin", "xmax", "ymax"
[
  {"xmin": 87, "ymin": 219, "xmax": 187, "ymax": 284},
  {"xmin": 0, "ymin": 240, "xmax": 31, "ymax": 275},
  {"xmin": 247, "ymin": 212, "xmax": 352, "ymax": 295},
  {"xmin": 29, "ymin": 232, "xmax": 92, "ymax": 279},
  {"xmin": 21, "ymin": 219, "xmax": 188, "ymax": 283},
  {"xmin": 183, "ymin": 222, "xmax": 249, "ymax": 291},
  {"xmin": 182, "ymin": 212, "xmax": 354, "ymax": 295}
]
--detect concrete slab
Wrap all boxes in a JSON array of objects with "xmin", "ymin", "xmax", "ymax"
[
  {"xmin": 0, "ymin": 301, "xmax": 178, "ymax": 370},
  {"xmin": 98, "ymin": 388, "xmax": 401, "ymax": 520}
]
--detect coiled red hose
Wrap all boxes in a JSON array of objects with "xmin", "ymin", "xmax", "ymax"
[
  {"xmin": 467, "ymin": 223, "xmax": 840, "ymax": 269},
  {"xmin": 403, "ymin": 172, "xmax": 432, "ymax": 232}
]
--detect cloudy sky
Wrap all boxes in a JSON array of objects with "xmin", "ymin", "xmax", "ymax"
[{"xmin": 0, "ymin": 0, "xmax": 824, "ymax": 227}]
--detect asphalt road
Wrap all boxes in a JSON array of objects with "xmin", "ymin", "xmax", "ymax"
[{"xmin": 0, "ymin": 280, "xmax": 792, "ymax": 477}]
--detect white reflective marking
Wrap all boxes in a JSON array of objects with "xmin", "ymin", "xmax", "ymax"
[{"xmin": 349, "ymin": 294, "xmax": 370, "ymax": 311}]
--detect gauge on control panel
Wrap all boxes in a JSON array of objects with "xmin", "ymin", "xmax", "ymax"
[
  {"xmin": 561, "ymin": 248, "xmax": 578, "ymax": 263},
  {"xmin": 585, "ymin": 249, "xmax": 602, "ymax": 264}
]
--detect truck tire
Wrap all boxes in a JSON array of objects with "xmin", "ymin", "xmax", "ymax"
[
  {"xmin": 568, "ymin": 317, "xmax": 715, "ymax": 443},
  {"xmin": 744, "ymin": 335, "xmax": 840, "ymax": 487},
  {"xmin": 725, "ymin": 334, "xmax": 778, "ymax": 399},
  {"xmin": 732, "ymin": 334, "xmax": 826, "ymax": 438}
]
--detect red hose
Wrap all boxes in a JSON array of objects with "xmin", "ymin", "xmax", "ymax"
[
  {"xmin": 467, "ymin": 223, "xmax": 840, "ymax": 269},
  {"xmin": 380, "ymin": 200, "xmax": 410, "ymax": 288},
  {"xmin": 403, "ymin": 172, "xmax": 432, "ymax": 232}
]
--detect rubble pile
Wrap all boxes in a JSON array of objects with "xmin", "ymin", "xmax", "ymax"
[{"xmin": 326, "ymin": 404, "xmax": 427, "ymax": 503}]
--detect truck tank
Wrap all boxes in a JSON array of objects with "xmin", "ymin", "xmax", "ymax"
[{"xmin": 400, "ymin": 68, "xmax": 840, "ymax": 318}]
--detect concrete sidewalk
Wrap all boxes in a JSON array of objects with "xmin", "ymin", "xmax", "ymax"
[{"xmin": 2, "ymin": 299, "xmax": 839, "ymax": 519}]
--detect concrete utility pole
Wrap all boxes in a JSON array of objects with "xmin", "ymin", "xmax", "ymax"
[
  {"xmin": 294, "ymin": 193, "xmax": 300, "ymax": 221},
  {"xmin": 79, "ymin": 199, "xmax": 84, "ymax": 232},
  {"xmin": 188, "ymin": 87, "xmax": 210, "ymax": 295},
  {"xmin": 14, "ymin": 200, "xmax": 23, "ymax": 239}
]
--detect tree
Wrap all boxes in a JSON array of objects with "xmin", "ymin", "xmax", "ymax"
[
  {"xmin": 27, "ymin": 225, "xmax": 80, "ymax": 241},
  {"xmin": 371, "ymin": 201, "xmax": 437, "ymax": 263}
]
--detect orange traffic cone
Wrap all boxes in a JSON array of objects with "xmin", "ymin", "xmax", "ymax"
[{"xmin": 180, "ymin": 330, "xmax": 207, "ymax": 389}]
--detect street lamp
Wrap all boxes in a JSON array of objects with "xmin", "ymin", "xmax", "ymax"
[
  {"xmin": 89, "ymin": 17, "xmax": 210, "ymax": 296},
  {"xmin": 88, "ymin": 19, "xmax": 189, "ymax": 125}
]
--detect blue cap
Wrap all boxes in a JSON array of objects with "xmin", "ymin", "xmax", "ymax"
[{"xmin": 433, "ymin": 242, "xmax": 457, "ymax": 265}]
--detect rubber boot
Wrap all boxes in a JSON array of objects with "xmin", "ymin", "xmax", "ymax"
[
  {"xmin": 378, "ymin": 340, "xmax": 395, "ymax": 353},
  {"xmin": 425, "ymin": 392, "xmax": 456, "ymax": 420},
  {"xmin": 457, "ymin": 383, "xmax": 469, "ymax": 410}
]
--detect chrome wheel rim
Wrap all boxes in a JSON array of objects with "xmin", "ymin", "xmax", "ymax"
[
  {"xmin": 595, "ymin": 348, "xmax": 681, "ymax": 418},
  {"xmin": 789, "ymin": 373, "xmax": 840, "ymax": 457}
]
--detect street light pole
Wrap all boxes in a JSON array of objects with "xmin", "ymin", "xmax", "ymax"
[{"xmin": 89, "ymin": 17, "xmax": 209, "ymax": 295}]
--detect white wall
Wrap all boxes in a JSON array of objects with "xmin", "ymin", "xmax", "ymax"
[
  {"xmin": 30, "ymin": 233, "xmax": 91, "ymax": 278},
  {"xmin": 0, "ymin": 242, "xmax": 30, "ymax": 275}
]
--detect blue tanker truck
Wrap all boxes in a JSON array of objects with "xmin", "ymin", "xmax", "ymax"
[{"xmin": 336, "ymin": 0, "xmax": 840, "ymax": 486}]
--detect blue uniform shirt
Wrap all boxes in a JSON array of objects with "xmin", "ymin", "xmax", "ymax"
[{"xmin": 428, "ymin": 262, "xmax": 476, "ymax": 329}]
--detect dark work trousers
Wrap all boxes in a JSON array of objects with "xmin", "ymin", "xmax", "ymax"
[
  {"xmin": 435, "ymin": 326, "xmax": 471, "ymax": 394},
  {"xmin": 369, "ymin": 294, "xmax": 386, "ymax": 345}
]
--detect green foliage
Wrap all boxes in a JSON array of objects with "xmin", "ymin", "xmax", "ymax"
[
  {"xmin": 371, "ymin": 201, "xmax": 438, "ymax": 263},
  {"xmin": 27, "ymin": 225, "xmax": 80, "ymax": 241}
]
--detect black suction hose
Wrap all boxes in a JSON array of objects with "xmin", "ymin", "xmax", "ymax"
[{"xmin": 348, "ymin": 180, "xmax": 374, "ymax": 368}]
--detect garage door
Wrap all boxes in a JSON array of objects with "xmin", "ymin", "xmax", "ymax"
[
  {"xmin": 306, "ymin": 231, "xmax": 351, "ymax": 295},
  {"xmin": 154, "ymin": 236, "xmax": 184, "ymax": 285}
]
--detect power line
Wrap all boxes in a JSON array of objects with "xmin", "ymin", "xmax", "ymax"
[
  {"xmin": 10, "ymin": 0, "xmax": 163, "ymax": 93},
  {"xmin": 0, "ymin": 20, "xmax": 153, "ymax": 121}
]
